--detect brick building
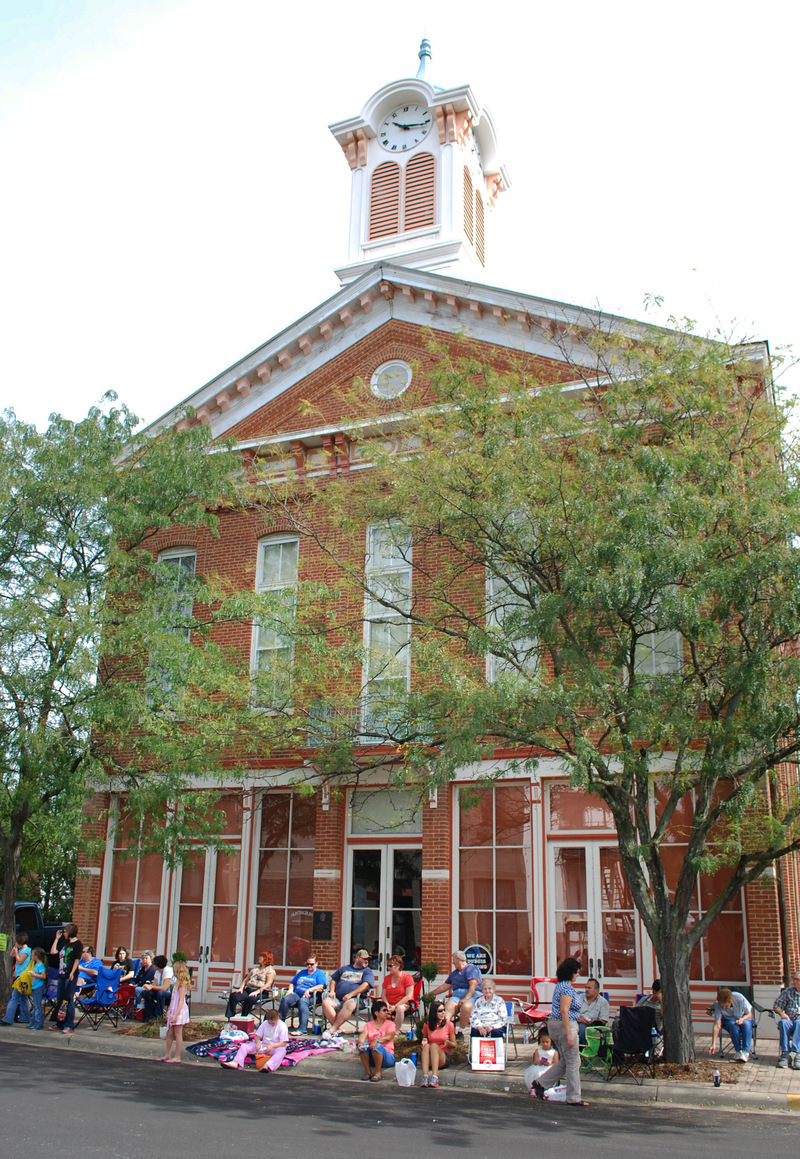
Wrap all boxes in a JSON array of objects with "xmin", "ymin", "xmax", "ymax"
[{"xmin": 73, "ymin": 43, "xmax": 799, "ymax": 1021}]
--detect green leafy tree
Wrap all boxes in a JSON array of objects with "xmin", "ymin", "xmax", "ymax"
[
  {"xmin": 0, "ymin": 400, "xmax": 284, "ymax": 1000},
  {"xmin": 256, "ymin": 320, "xmax": 800, "ymax": 1064}
]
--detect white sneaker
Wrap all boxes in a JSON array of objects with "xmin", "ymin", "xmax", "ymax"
[
  {"xmin": 741, "ymin": 1051, "xmax": 750, "ymax": 1062},
  {"xmin": 321, "ymin": 1029, "xmax": 332, "ymax": 1040}
]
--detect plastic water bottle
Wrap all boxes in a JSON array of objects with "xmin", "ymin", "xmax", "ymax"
[
  {"xmin": 523, "ymin": 1028, "xmax": 530, "ymax": 1045},
  {"xmin": 713, "ymin": 1068, "xmax": 721, "ymax": 1087}
]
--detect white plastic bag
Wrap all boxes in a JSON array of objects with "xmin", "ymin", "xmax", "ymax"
[
  {"xmin": 544, "ymin": 1084, "xmax": 567, "ymax": 1102},
  {"xmin": 395, "ymin": 1057, "xmax": 417, "ymax": 1087}
]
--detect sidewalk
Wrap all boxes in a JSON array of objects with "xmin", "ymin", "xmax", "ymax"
[{"xmin": 2, "ymin": 1008, "xmax": 798, "ymax": 1113}]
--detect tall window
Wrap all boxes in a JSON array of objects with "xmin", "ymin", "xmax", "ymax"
[
  {"xmin": 655, "ymin": 786, "xmax": 747, "ymax": 982},
  {"xmin": 104, "ymin": 802, "xmax": 164, "ymax": 956},
  {"xmin": 404, "ymin": 153, "xmax": 436, "ymax": 231},
  {"xmin": 475, "ymin": 191, "xmax": 485, "ymax": 265},
  {"xmin": 369, "ymin": 162, "xmax": 401, "ymax": 239},
  {"xmin": 255, "ymin": 791, "xmax": 316, "ymax": 966},
  {"xmin": 457, "ymin": 784, "xmax": 533, "ymax": 975},
  {"xmin": 252, "ymin": 536, "xmax": 299, "ymax": 708},
  {"xmin": 363, "ymin": 525, "xmax": 412, "ymax": 729},
  {"xmin": 485, "ymin": 571, "xmax": 538, "ymax": 683},
  {"xmin": 463, "ymin": 166, "xmax": 474, "ymax": 243},
  {"xmin": 148, "ymin": 549, "xmax": 197, "ymax": 704}
]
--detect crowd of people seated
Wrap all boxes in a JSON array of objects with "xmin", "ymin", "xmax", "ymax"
[{"xmin": 5, "ymin": 928, "xmax": 800, "ymax": 1089}]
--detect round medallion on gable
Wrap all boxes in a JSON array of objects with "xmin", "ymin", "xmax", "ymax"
[{"xmin": 370, "ymin": 360, "xmax": 413, "ymax": 399}]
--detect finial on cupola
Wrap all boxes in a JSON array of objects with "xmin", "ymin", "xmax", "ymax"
[{"xmin": 416, "ymin": 37, "xmax": 432, "ymax": 79}]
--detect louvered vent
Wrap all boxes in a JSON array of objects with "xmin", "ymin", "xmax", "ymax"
[
  {"xmin": 475, "ymin": 191, "xmax": 485, "ymax": 266},
  {"xmin": 463, "ymin": 167, "xmax": 474, "ymax": 244},
  {"xmin": 404, "ymin": 153, "xmax": 436, "ymax": 232},
  {"xmin": 369, "ymin": 162, "xmax": 401, "ymax": 240}
]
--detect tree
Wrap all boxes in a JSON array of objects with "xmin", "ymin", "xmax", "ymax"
[
  {"xmin": 255, "ymin": 319, "xmax": 800, "ymax": 1063},
  {"xmin": 0, "ymin": 400, "xmax": 283, "ymax": 1001}
]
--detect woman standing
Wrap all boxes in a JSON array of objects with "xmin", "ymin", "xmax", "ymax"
[{"xmin": 531, "ymin": 958, "xmax": 587, "ymax": 1107}]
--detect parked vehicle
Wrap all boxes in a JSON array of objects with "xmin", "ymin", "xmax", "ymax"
[{"xmin": 2, "ymin": 901, "xmax": 64, "ymax": 962}]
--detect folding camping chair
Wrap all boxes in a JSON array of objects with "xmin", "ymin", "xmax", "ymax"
[
  {"xmin": 504, "ymin": 1000, "xmax": 519, "ymax": 1059},
  {"xmin": 74, "ymin": 966, "xmax": 122, "ymax": 1030},
  {"xmin": 580, "ymin": 1024, "xmax": 613, "ymax": 1078},
  {"xmin": 608, "ymin": 1005, "xmax": 659, "ymax": 1084},
  {"xmin": 706, "ymin": 986, "xmax": 764, "ymax": 1060},
  {"xmin": 516, "ymin": 976, "xmax": 556, "ymax": 1033},
  {"xmin": 406, "ymin": 973, "xmax": 424, "ymax": 1028},
  {"xmin": 41, "ymin": 967, "xmax": 60, "ymax": 1017}
]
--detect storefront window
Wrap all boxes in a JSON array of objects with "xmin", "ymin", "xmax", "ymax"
[
  {"xmin": 255, "ymin": 791, "xmax": 317, "ymax": 966},
  {"xmin": 654, "ymin": 786, "xmax": 747, "ymax": 982},
  {"xmin": 457, "ymin": 784, "xmax": 532, "ymax": 976},
  {"xmin": 104, "ymin": 803, "xmax": 164, "ymax": 956}
]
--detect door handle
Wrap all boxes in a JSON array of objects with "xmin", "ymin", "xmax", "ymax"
[
  {"xmin": 597, "ymin": 958, "xmax": 602, "ymax": 981},
  {"xmin": 588, "ymin": 957, "xmax": 594, "ymax": 977}
]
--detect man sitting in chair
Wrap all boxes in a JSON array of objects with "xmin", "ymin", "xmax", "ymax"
[
  {"xmin": 773, "ymin": 970, "xmax": 800, "ymax": 1069},
  {"xmin": 429, "ymin": 951, "xmax": 482, "ymax": 1039},
  {"xmin": 577, "ymin": 978, "xmax": 611, "ymax": 1045},
  {"xmin": 321, "ymin": 949, "xmax": 375, "ymax": 1038},
  {"xmin": 279, "ymin": 955, "xmax": 327, "ymax": 1037},
  {"xmin": 709, "ymin": 986, "xmax": 753, "ymax": 1062}
]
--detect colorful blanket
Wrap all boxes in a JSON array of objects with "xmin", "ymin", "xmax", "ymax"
[{"xmin": 186, "ymin": 1035, "xmax": 340, "ymax": 1067}]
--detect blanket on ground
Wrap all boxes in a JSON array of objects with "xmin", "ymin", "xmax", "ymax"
[{"xmin": 186, "ymin": 1035, "xmax": 340, "ymax": 1067}]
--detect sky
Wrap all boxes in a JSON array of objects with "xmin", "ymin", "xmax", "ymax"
[{"xmin": 1, "ymin": 0, "xmax": 798, "ymax": 431}]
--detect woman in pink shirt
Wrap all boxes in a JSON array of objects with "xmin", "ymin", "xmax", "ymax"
[
  {"xmin": 421, "ymin": 999, "xmax": 456, "ymax": 1087},
  {"xmin": 357, "ymin": 999, "xmax": 396, "ymax": 1082},
  {"xmin": 381, "ymin": 955, "xmax": 415, "ymax": 1030}
]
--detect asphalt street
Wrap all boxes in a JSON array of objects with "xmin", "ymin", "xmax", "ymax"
[{"xmin": 0, "ymin": 1044, "xmax": 796, "ymax": 1159}]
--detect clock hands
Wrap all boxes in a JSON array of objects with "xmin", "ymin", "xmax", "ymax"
[{"xmin": 391, "ymin": 121, "xmax": 430, "ymax": 130}]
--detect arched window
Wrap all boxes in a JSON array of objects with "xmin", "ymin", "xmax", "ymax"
[
  {"xmin": 369, "ymin": 162, "xmax": 401, "ymax": 239},
  {"xmin": 463, "ymin": 166, "xmax": 474, "ymax": 245},
  {"xmin": 404, "ymin": 153, "xmax": 436, "ymax": 232},
  {"xmin": 475, "ymin": 190, "xmax": 485, "ymax": 266}
]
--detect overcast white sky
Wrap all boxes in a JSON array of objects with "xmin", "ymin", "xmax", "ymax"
[{"xmin": 2, "ymin": 0, "xmax": 798, "ymax": 431}]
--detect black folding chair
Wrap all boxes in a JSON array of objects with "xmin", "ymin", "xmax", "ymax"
[{"xmin": 608, "ymin": 1005, "xmax": 658, "ymax": 1084}]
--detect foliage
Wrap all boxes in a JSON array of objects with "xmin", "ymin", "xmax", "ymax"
[
  {"xmin": 421, "ymin": 960, "xmax": 440, "ymax": 990},
  {"xmin": 254, "ymin": 318, "xmax": 800, "ymax": 1062},
  {"xmin": 0, "ymin": 399, "xmax": 287, "ymax": 997}
]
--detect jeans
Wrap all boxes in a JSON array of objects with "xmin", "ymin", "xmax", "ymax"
[
  {"xmin": 279, "ymin": 991, "xmax": 314, "ymax": 1032},
  {"xmin": 54, "ymin": 976, "xmax": 77, "ymax": 1030},
  {"xmin": 144, "ymin": 989, "xmax": 167, "ymax": 1021},
  {"xmin": 538, "ymin": 1018, "xmax": 582, "ymax": 1103},
  {"xmin": 1, "ymin": 988, "xmax": 30, "ymax": 1025},
  {"xmin": 777, "ymin": 1018, "xmax": 800, "ymax": 1054},
  {"xmin": 470, "ymin": 1027, "xmax": 505, "ymax": 1038},
  {"xmin": 29, "ymin": 989, "xmax": 44, "ymax": 1030},
  {"xmin": 722, "ymin": 1018, "xmax": 753, "ymax": 1054}
]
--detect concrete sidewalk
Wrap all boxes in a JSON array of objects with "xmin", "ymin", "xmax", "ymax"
[{"xmin": 2, "ymin": 1007, "xmax": 798, "ymax": 1114}]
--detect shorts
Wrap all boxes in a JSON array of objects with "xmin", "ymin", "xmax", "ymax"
[
  {"xmin": 359, "ymin": 1042, "xmax": 395, "ymax": 1067},
  {"xmin": 451, "ymin": 989, "xmax": 469, "ymax": 1002}
]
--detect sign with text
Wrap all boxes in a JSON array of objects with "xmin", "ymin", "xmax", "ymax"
[
  {"xmin": 463, "ymin": 943, "xmax": 493, "ymax": 975},
  {"xmin": 470, "ymin": 1035, "xmax": 505, "ymax": 1071}
]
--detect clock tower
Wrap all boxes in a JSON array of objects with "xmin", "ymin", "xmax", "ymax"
[{"xmin": 329, "ymin": 40, "xmax": 510, "ymax": 284}]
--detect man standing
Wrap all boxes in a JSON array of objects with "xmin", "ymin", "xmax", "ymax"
[
  {"xmin": 429, "ymin": 951, "xmax": 482, "ymax": 1039},
  {"xmin": 321, "ymin": 949, "xmax": 375, "ymax": 1037},
  {"xmin": 773, "ymin": 970, "xmax": 800, "ymax": 1069},
  {"xmin": 577, "ymin": 978, "xmax": 611, "ymax": 1045},
  {"xmin": 280, "ymin": 955, "xmax": 327, "ymax": 1036}
]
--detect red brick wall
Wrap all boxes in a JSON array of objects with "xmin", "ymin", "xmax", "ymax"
[
  {"xmin": 421, "ymin": 782, "xmax": 452, "ymax": 973},
  {"xmin": 72, "ymin": 791, "xmax": 110, "ymax": 951},
  {"xmin": 310, "ymin": 792, "xmax": 346, "ymax": 970}
]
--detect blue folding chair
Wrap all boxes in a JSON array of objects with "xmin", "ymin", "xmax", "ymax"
[{"xmin": 75, "ymin": 966, "xmax": 122, "ymax": 1030}]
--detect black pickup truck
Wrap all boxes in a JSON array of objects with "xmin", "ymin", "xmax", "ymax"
[{"xmin": 4, "ymin": 901, "xmax": 64, "ymax": 959}]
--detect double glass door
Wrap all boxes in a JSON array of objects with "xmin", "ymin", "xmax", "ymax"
[
  {"xmin": 549, "ymin": 842, "xmax": 638, "ymax": 984},
  {"xmin": 174, "ymin": 844, "xmax": 241, "ymax": 1000},
  {"xmin": 348, "ymin": 846, "xmax": 422, "ymax": 973}
]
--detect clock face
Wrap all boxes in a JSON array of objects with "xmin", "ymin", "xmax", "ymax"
[{"xmin": 379, "ymin": 104, "xmax": 432, "ymax": 152}]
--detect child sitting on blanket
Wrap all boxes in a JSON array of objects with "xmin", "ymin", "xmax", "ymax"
[{"xmin": 221, "ymin": 1008, "xmax": 289, "ymax": 1073}]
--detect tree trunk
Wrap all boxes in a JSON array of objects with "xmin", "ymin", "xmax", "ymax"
[
  {"xmin": 657, "ymin": 941, "xmax": 696, "ymax": 1063},
  {"xmin": 0, "ymin": 827, "xmax": 25, "ymax": 1005}
]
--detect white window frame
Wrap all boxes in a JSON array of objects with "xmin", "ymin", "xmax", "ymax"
[
  {"xmin": 362, "ymin": 525, "xmax": 412, "ymax": 723},
  {"xmin": 251, "ymin": 535, "xmax": 300, "ymax": 707},
  {"xmin": 485, "ymin": 569, "xmax": 538, "ymax": 684}
]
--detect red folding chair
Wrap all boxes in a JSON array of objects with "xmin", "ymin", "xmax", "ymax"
[
  {"xmin": 516, "ymin": 976, "xmax": 557, "ymax": 1029},
  {"xmin": 406, "ymin": 972, "xmax": 424, "ymax": 1027}
]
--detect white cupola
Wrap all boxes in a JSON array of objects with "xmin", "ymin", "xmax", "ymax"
[{"xmin": 329, "ymin": 39, "xmax": 511, "ymax": 284}]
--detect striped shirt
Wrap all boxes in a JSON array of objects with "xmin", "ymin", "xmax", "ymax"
[{"xmin": 551, "ymin": 981, "xmax": 582, "ymax": 1021}]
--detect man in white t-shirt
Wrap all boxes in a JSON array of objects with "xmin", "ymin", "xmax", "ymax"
[{"xmin": 142, "ymin": 955, "xmax": 174, "ymax": 1020}]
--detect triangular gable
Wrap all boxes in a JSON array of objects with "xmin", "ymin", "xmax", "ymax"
[{"xmin": 145, "ymin": 262, "xmax": 654, "ymax": 446}]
